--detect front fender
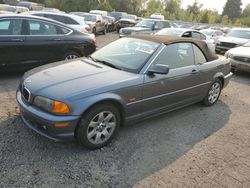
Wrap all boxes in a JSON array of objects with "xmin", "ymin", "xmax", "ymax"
[{"xmin": 69, "ymin": 92, "xmax": 126, "ymax": 116}]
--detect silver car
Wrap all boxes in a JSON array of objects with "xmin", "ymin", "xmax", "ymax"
[
  {"xmin": 17, "ymin": 35, "xmax": 232, "ymax": 149},
  {"xmin": 225, "ymin": 42, "xmax": 250, "ymax": 72},
  {"xmin": 215, "ymin": 28, "xmax": 250, "ymax": 54},
  {"xmin": 155, "ymin": 28, "xmax": 216, "ymax": 51}
]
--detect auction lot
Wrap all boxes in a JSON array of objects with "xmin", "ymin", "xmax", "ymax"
[{"xmin": 0, "ymin": 32, "xmax": 250, "ymax": 187}]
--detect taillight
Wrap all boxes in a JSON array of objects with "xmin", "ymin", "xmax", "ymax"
[
  {"xmin": 85, "ymin": 26, "xmax": 91, "ymax": 32},
  {"xmin": 91, "ymin": 37, "xmax": 96, "ymax": 45}
]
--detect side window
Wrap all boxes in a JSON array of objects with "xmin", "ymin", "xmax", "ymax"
[
  {"xmin": 192, "ymin": 32, "xmax": 201, "ymax": 39},
  {"xmin": 200, "ymin": 33, "xmax": 206, "ymax": 40},
  {"xmin": 60, "ymin": 27, "xmax": 71, "ymax": 34},
  {"xmin": 153, "ymin": 43, "xmax": 195, "ymax": 69},
  {"xmin": 28, "ymin": 20, "xmax": 58, "ymax": 35},
  {"xmin": 192, "ymin": 44, "xmax": 207, "ymax": 64},
  {"xmin": 154, "ymin": 22, "xmax": 164, "ymax": 30},
  {"xmin": 0, "ymin": 19, "xmax": 22, "ymax": 35},
  {"xmin": 63, "ymin": 16, "xmax": 79, "ymax": 25},
  {"xmin": 163, "ymin": 21, "xmax": 170, "ymax": 28}
]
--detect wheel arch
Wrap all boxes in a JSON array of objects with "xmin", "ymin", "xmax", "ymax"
[
  {"xmin": 213, "ymin": 72, "xmax": 224, "ymax": 87},
  {"xmin": 74, "ymin": 95, "xmax": 126, "ymax": 138}
]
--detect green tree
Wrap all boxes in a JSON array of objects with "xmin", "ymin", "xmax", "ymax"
[
  {"xmin": 242, "ymin": 4, "xmax": 250, "ymax": 17},
  {"xmin": 222, "ymin": 0, "xmax": 242, "ymax": 20},
  {"xmin": 164, "ymin": 0, "xmax": 181, "ymax": 19},
  {"xmin": 221, "ymin": 15, "xmax": 230, "ymax": 25},
  {"xmin": 186, "ymin": 0, "xmax": 202, "ymax": 21},
  {"xmin": 141, "ymin": 0, "xmax": 164, "ymax": 17},
  {"xmin": 200, "ymin": 10, "xmax": 209, "ymax": 23}
]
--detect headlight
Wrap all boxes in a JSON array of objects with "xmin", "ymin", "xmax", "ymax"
[
  {"xmin": 225, "ymin": 52, "xmax": 234, "ymax": 59},
  {"xmin": 33, "ymin": 96, "xmax": 70, "ymax": 114},
  {"xmin": 216, "ymin": 41, "xmax": 221, "ymax": 45}
]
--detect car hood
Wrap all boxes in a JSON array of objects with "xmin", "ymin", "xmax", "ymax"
[
  {"xmin": 228, "ymin": 46, "xmax": 250, "ymax": 57},
  {"xmin": 122, "ymin": 27, "xmax": 151, "ymax": 32},
  {"xmin": 119, "ymin": 19, "xmax": 136, "ymax": 23},
  {"xmin": 22, "ymin": 59, "xmax": 141, "ymax": 100},
  {"xmin": 86, "ymin": 21, "xmax": 95, "ymax": 25},
  {"xmin": 218, "ymin": 36, "xmax": 249, "ymax": 45}
]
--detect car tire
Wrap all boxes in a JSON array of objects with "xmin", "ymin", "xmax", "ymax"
[
  {"xmin": 64, "ymin": 51, "xmax": 80, "ymax": 60},
  {"xmin": 93, "ymin": 27, "xmax": 96, "ymax": 35},
  {"xmin": 103, "ymin": 27, "xmax": 106, "ymax": 35},
  {"xmin": 203, "ymin": 79, "xmax": 222, "ymax": 106},
  {"xmin": 77, "ymin": 104, "xmax": 120, "ymax": 150}
]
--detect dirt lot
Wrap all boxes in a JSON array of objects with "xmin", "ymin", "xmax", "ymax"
[{"xmin": 0, "ymin": 33, "xmax": 250, "ymax": 188}]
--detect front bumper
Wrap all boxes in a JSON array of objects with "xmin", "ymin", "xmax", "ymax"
[
  {"xmin": 16, "ymin": 90, "xmax": 80, "ymax": 141},
  {"xmin": 230, "ymin": 59, "xmax": 250, "ymax": 73},
  {"xmin": 223, "ymin": 72, "xmax": 233, "ymax": 88}
]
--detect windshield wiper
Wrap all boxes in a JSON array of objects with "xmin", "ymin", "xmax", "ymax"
[
  {"xmin": 96, "ymin": 60, "xmax": 121, "ymax": 70},
  {"xmin": 88, "ymin": 56, "xmax": 121, "ymax": 70},
  {"xmin": 88, "ymin": 55, "xmax": 97, "ymax": 62}
]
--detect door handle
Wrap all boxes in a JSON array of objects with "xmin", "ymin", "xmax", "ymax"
[
  {"xmin": 11, "ymin": 38, "xmax": 23, "ymax": 42},
  {"xmin": 191, "ymin": 69, "xmax": 199, "ymax": 74},
  {"xmin": 53, "ymin": 38, "xmax": 62, "ymax": 41}
]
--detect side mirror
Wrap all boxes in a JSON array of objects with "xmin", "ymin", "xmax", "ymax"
[
  {"xmin": 212, "ymin": 34, "xmax": 217, "ymax": 37},
  {"xmin": 147, "ymin": 64, "xmax": 169, "ymax": 75}
]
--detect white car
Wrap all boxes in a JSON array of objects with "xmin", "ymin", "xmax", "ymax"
[
  {"xmin": 215, "ymin": 28, "xmax": 250, "ymax": 54},
  {"xmin": 25, "ymin": 11, "xmax": 91, "ymax": 33},
  {"xmin": 225, "ymin": 42, "xmax": 250, "ymax": 72},
  {"xmin": 155, "ymin": 28, "xmax": 215, "ymax": 51}
]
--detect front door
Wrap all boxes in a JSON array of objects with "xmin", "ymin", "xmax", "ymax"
[
  {"xmin": 142, "ymin": 42, "xmax": 205, "ymax": 115},
  {"xmin": 23, "ymin": 19, "xmax": 64, "ymax": 66},
  {"xmin": 0, "ymin": 18, "xmax": 26, "ymax": 69}
]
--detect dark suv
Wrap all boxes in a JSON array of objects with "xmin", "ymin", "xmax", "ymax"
[{"xmin": 119, "ymin": 19, "xmax": 171, "ymax": 37}]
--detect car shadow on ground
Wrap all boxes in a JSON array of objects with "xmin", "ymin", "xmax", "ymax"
[
  {"xmin": 231, "ymin": 71, "xmax": 250, "ymax": 86},
  {"xmin": 0, "ymin": 72, "xmax": 23, "ymax": 93},
  {"xmin": 0, "ymin": 99, "xmax": 231, "ymax": 187}
]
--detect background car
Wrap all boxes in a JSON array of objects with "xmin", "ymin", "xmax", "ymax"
[
  {"xmin": 17, "ymin": 1, "xmax": 44, "ymax": 10},
  {"xmin": 26, "ymin": 11, "xmax": 91, "ymax": 33},
  {"xmin": 70, "ymin": 12, "xmax": 106, "ymax": 35},
  {"xmin": 155, "ymin": 28, "xmax": 216, "ymax": 51},
  {"xmin": 200, "ymin": 29, "xmax": 224, "ymax": 42},
  {"xmin": 110, "ymin": 11, "xmax": 127, "ymax": 21},
  {"xmin": 0, "ymin": 4, "xmax": 29, "ymax": 13},
  {"xmin": 116, "ymin": 14, "xmax": 137, "ymax": 33},
  {"xmin": 89, "ymin": 10, "xmax": 108, "ymax": 16},
  {"xmin": 225, "ymin": 41, "xmax": 250, "ymax": 72},
  {"xmin": 103, "ymin": 15, "xmax": 116, "ymax": 32},
  {"xmin": 215, "ymin": 28, "xmax": 250, "ymax": 54},
  {"xmin": 0, "ymin": 14, "xmax": 96, "ymax": 71},
  {"xmin": 119, "ymin": 19, "xmax": 171, "ymax": 37},
  {"xmin": 17, "ymin": 35, "xmax": 232, "ymax": 149}
]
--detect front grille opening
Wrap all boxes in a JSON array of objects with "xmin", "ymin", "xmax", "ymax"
[{"xmin": 22, "ymin": 87, "xmax": 31, "ymax": 102}]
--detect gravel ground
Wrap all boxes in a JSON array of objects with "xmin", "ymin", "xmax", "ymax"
[{"xmin": 0, "ymin": 33, "xmax": 249, "ymax": 188}]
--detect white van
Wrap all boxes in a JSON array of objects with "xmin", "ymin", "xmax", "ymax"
[
  {"xmin": 150, "ymin": 13, "xmax": 164, "ymax": 20},
  {"xmin": 89, "ymin": 10, "xmax": 108, "ymax": 16}
]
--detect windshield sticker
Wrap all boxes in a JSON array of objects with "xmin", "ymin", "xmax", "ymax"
[{"xmin": 135, "ymin": 46, "xmax": 154, "ymax": 54}]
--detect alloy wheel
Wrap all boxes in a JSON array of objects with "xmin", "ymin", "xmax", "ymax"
[
  {"xmin": 87, "ymin": 111, "xmax": 116, "ymax": 145},
  {"xmin": 208, "ymin": 82, "xmax": 221, "ymax": 104}
]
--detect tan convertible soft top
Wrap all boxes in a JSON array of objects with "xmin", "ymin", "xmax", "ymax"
[{"xmin": 130, "ymin": 34, "xmax": 218, "ymax": 62}]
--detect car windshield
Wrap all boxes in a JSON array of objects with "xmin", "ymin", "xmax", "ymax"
[
  {"xmin": 136, "ymin": 20, "xmax": 154, "ymax": 28},
  {"xmin": 226, "ymin": 29, "xmax": 250, "ymax": 39},
  {"xmin": 90, "ymin": 38, "xmax": 159, "ymax": 73},
  {"xmin": 83, "ymin": 15, "xmax": 96, "ymax": 22},
  {"xmin": 243, "ymin": 41, "xmax": 250, "ymax": 47},
  {"xmin": 122, "ymin": 15, "xmax": 136, "ymax": 20},
  {"xmin": 2, "ymin": 7, "xmax": 16, "ymax": 12},
  {"xmin": 156, "ymin": 29, "xmax": 183, "ymax": 36}
]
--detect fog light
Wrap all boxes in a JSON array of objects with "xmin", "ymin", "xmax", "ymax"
[{"xmin": 54, "ymin": 122, "xmax": 69, "ymax": 128}]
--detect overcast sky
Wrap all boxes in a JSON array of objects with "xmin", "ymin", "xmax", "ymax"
[{"xmin": 181, "ymin": 0, "xmax": 250, "ymax": 14}]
